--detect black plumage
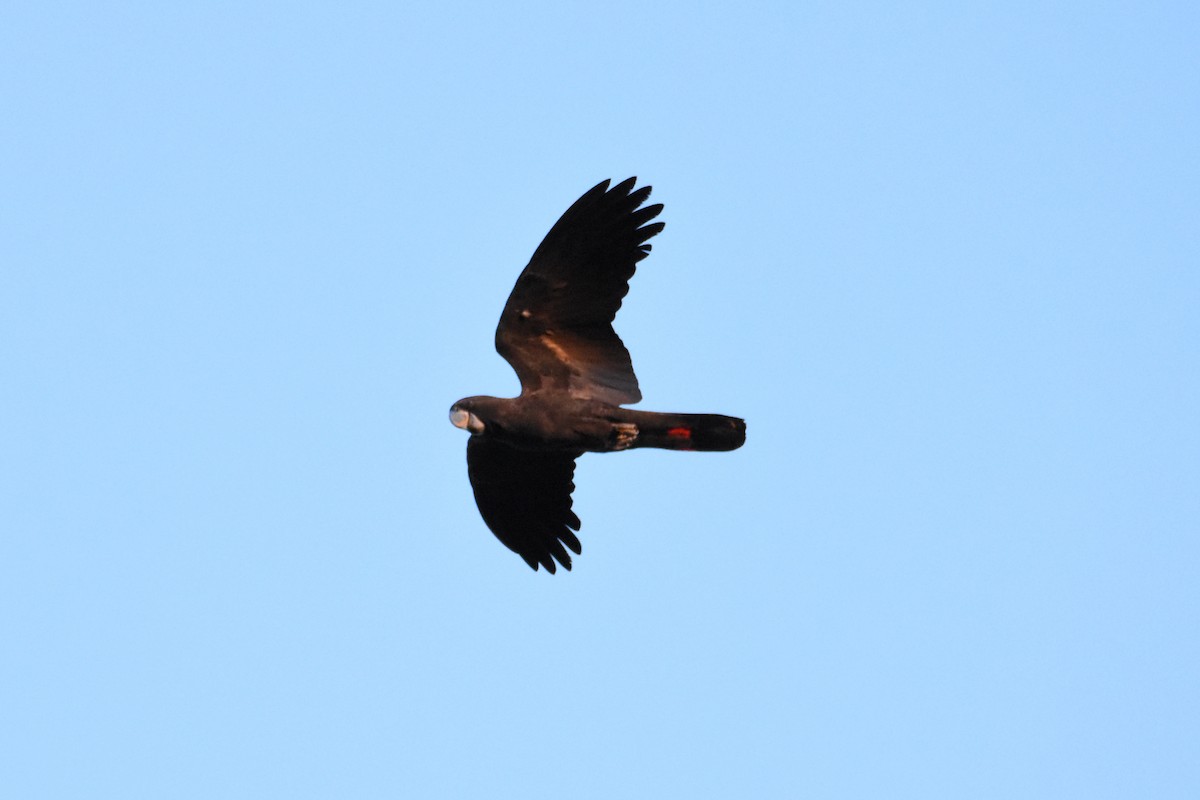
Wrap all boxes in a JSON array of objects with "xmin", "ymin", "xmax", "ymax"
[{"xmin": 450, "ymin": 178, "xmax": 746, "ymax": 572}]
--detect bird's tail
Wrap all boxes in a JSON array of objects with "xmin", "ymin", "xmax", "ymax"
[{"xmin": 613, "ymin": 410, "xmax": 746, "ymax": 452}]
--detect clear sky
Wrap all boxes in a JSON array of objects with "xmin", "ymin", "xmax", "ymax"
[{"xmin": 2, "ymin": 2, "xmax": 1197, "ymax": 798}]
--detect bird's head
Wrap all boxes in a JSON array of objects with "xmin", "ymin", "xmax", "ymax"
[{"xmin": 449, "ymin": 399, "xmax": 487, "ymax": 435}]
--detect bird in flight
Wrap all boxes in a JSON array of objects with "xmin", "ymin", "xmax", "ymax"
[{"xmin": 450, "ymin": 178, "xmax": 746, "ymax": 572}]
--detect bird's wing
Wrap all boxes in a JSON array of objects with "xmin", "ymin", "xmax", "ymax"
[
  {"xmin": 466, "ymin": 437, "xmax": 584, "ymax": 573},
  {"xmin": 495, "ymin": 178, "xmax": 664, "ymax": 406}
]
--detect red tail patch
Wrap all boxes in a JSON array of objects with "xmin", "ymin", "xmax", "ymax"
[{"xmin": 667, "ymin": 427, "xmax": 692, "ymax": 439}]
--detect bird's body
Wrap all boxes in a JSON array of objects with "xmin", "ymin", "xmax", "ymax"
[
  {"xmin": 454, "ymin": 394, "xmax": 617, "ymax": 453},
  {"xmin": 454, "ymin": 394, "xmax": 745, "ymax": 455},
  {"xmin": 450, "ymin": 178, "xmax": 745, "ymax": 573}
]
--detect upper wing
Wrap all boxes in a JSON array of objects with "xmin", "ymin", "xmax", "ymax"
[
  {"xmin": 466, "ymin": 437, "xmax": 584, "ymax": 573},
  {"xmin": 495, "ymin": 178, "xmax": 665, "ymax": 405}
]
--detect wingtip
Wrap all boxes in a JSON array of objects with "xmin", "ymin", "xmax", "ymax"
[
  {"xmin": 519, "ymin": 544, "xmax": 578, "ymax": 574},
  {"xmin": 611, "ymin": 176, "xmax": 638, "ymax": 196}
]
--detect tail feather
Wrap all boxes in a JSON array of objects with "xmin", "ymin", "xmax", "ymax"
[{"xmin": 617, "ymin": 411, "xmax": 746, "ymax": 452}]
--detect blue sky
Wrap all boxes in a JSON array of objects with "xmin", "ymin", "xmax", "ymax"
[{"xmin": 2, "ymin": 2, "xmax": 1197, "ymax": 798}]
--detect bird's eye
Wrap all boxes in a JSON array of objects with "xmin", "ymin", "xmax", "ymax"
[{"xmin": 450, "ymin": 408, "xmax": 470, "ymax": 429}]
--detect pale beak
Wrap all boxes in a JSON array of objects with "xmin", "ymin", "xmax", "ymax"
[{"xmin": 450, "ymin": 408, "xmax": 485, "ymax": 434}]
